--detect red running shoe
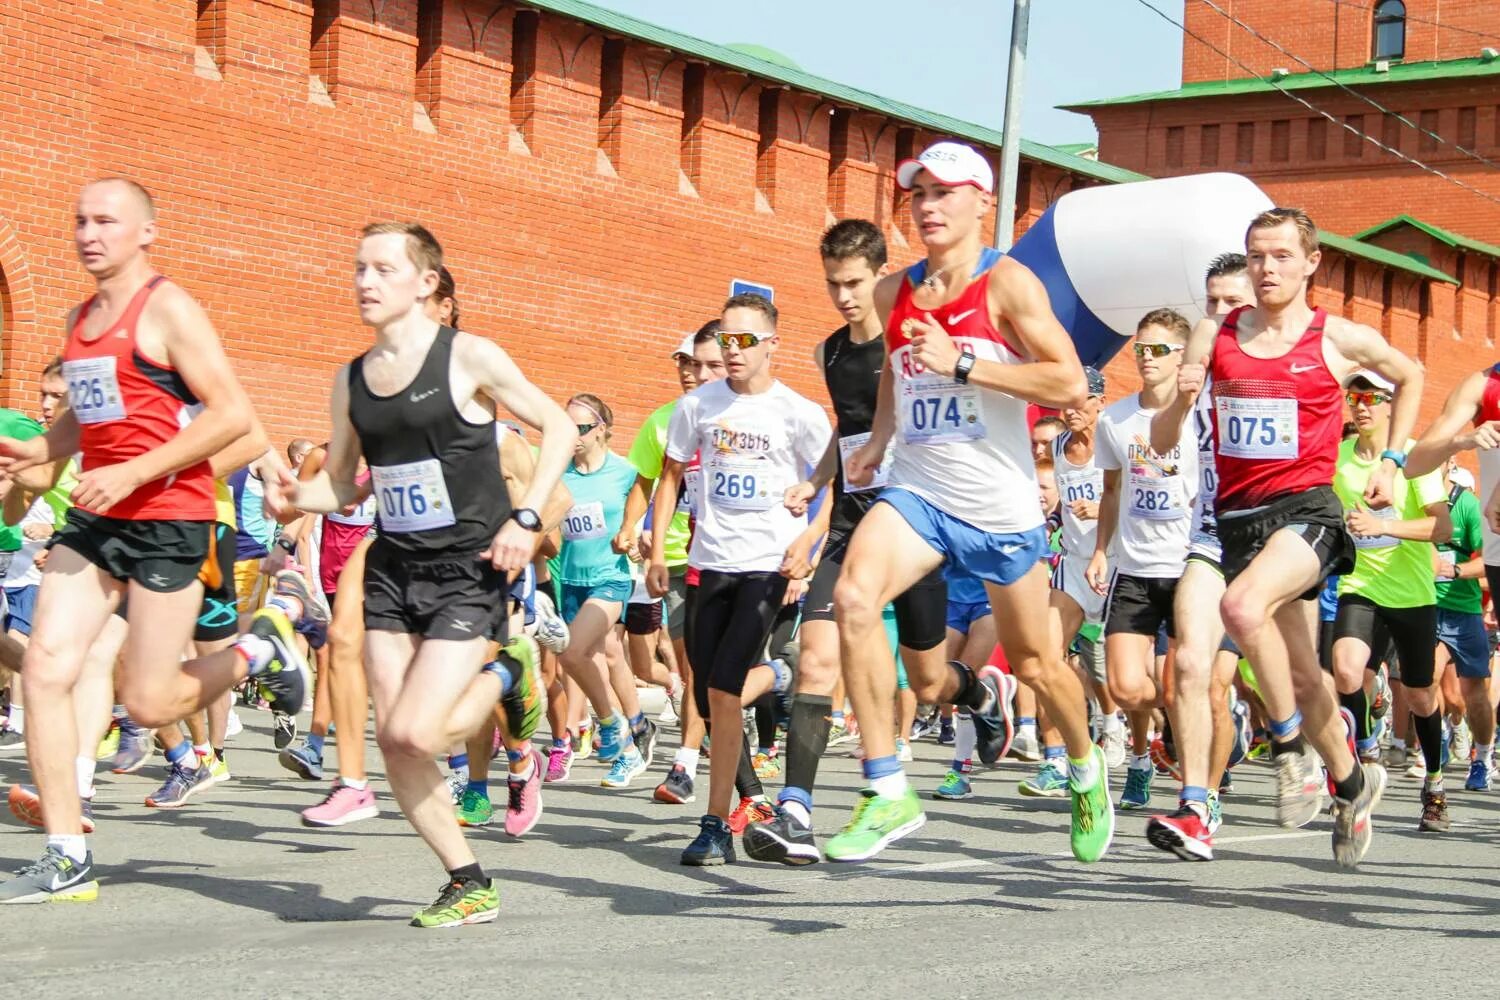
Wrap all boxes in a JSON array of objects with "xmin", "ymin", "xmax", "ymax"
[{"xmin": 1146, "ymin": 804, "xmax": 1213, "ymax": 861}]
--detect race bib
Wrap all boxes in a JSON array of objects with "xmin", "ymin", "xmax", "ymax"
[
  {"xmin": 1353, "ymin": 505, "xmax": 1398, "ymax": 550},
  {"xmin": 1056, "ymin": 468, "xmax": 1100, "ymax": 506},
  {"xmin": 707, "ymin": 454, "xmax": 780, "ymax": 512},
  {"xmin": 371, "ymin": 459, "xmax": 456, "ymax": 533},
  {"xmin": 678, "ymin": 465, "xmax": 700, "ymax": 517},
  {"xmin": 1198, "ymin": 450, "xmax": 1218, "ymax": 504},
  {"xmin": 899, "ymin": 375, "xmax": 985, "ymax": 445},
  {"xmin": 1216, "ymin": 396, "xmax": 1297, "ymax": 460},
  {"xmin": 561, "ymin": 501, "xmax": 608, "ymax": 541},
  {"xmin": 838, "ymin": 432, "xmax": 892, "ymax": 493},
  {"xmin": 62, "ymin": 357, "xmax": 126, "ymax": 425},
  {"xmin": 1128, "ymin": 468, "xmax": 1185, "ymax": 521}
]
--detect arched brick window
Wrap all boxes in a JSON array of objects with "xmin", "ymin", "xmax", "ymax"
[{"xmin": 1373, "ymin": 0, "xmax": 1405, "ymax": 61}]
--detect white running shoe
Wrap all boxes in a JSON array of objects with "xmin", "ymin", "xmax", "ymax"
[
  {"xmin": 532, "ymin": 590, "xmax": 571, "ymax": 654},
  {"xmin": 225, "ymin": 709, "xmax": 243, "ymax": 739},
  {"xmin": 1100, "ymin": 724, "xmax": 1127, "ymax": 769}
]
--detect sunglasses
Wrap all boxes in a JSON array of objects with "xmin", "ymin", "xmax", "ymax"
[
  {"xmin": 576, "ymin": 422, "xmax": 599, "ymax": 436},
  {"xmin": 1345, "ymin": 390, "xmax": 1391, "ymax": 408},
  {"xmin": 1132, "ymin": 343, "xmax": 1185, "ymax": 359},
  {"xmin": 716, "ymin": 330, "xmax": 771, "ymax": 350}
]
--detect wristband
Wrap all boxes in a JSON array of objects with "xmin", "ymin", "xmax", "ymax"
[{"xmin": 1380, "ymin": 449, "xmax": 1407, "ymax": 469}]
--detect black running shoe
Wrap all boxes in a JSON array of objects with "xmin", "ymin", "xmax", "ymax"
[
  {"xmin": 743, "ymin": 805, "xmax": 820, "ymax": 866},
  {"xmin": 969, "ymin": 667, "xmax": 1016, "ymax": 767},
  {"xmin": 272, "ymin": 711, "xmax": 297, "ymax": 751},
  {"xmin": 634, "ymin": 718, "xmax": 659, "ymax": 770},
  {"xmin": 246, "ymin": 607, "xmax": 310, "ymax": 719},
  {"xmin": 681, "ymin": 814, "xmax": 735, "ymax": 866}
]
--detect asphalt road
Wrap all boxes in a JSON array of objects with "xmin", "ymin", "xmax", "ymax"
[{"xmin": 2, "ymin": 711, "xmax": 1496, "ymax": 1000}]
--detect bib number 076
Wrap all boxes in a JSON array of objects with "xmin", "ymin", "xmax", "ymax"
[{"xmin": 380, "ymin": 483, "xmax": 429, "ymax": 519}]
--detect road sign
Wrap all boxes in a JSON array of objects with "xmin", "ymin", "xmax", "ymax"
[{"xmin": 730, "ymin": 279, "xmax": 774, "ymax": 302}]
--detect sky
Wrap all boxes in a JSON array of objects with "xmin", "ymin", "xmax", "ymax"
[{"xmin": 588, "ymin": 0, "xmax": 1186, "ymax": 147}]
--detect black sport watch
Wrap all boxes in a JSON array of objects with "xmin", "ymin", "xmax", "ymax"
[
  {"xmin": 953, "ymin": 348, "xmax": 977, "ymax": 384},
  {"xmin": 510, "ymin": 508, "xmax": 542, "ymax": 532}
]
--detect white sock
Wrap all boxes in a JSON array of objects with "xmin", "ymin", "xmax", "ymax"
[
  {"xmin": 266, "ymin": 593, "xmax": 302, "ymax": 622},
  {"xmin": 781, "ymin": 799, "xmax": 811, "ymax": 826},
  {"xmin": 75, "ymin": 756, "xmax": 95, "ymax": 799},
  {"xmin": 341, "ymin": 777, "xmax": 369, "ymax": 791},
  {"xmin": 510, "ymin": 754, "xmax": 537, "ymax": 783},
  {"xmin": 47, "ymin": 834, "xmax": 88, "ymax": 864},
  {"xmin": 8, "ymin": 705, "xmax": 23, "ymax": 734},
  {"xmin": 1017, "ymin": 722, "xmax": 1037, "ymax": 739},
  {"xmin": 674, "ymin": 747, "xmax": 700, "ymax": 774},
  {"xmin": 1477, "ymin": 743, "xmax": 1494, "ymax": 763},
  {"xmin": 1129, "ymin": 752, "xmax": 1152, "ymax": 771},
  {"xmin": 235, "ymin": 634, "xmax": 274, "ymax": 674},
  {"xmin": 870, "ymin": 770, "xmax": 909, "ymax": 798},
  {"xmin": 1069, "ymin": 752, "xmax": 1102, "ymax": 790},
  {"xmin": 192, "ymin": 742, "xmax": 212, "ymax": 760},
  {"xmin": 1103, "ymin": 712, "xmax": 1124, "ymax": 736},
  {"xmin": 954, "ymin": 714, "xmax": 978, "ymax": 761}
]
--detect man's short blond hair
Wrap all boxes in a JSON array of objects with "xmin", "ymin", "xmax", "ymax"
[
  {"xmin": 86, "ymin": 177, "xmax": 157, "ymax": 221},
  {"xmin": 360, "ymin": 222, "xmax": 443, "ymax": 276},
  {"xmin": 1246, "ymin": 207, "xmax": 1319, "ymax": 257}
]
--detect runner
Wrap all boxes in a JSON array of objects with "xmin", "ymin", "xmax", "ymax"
[
  {"xmin": 646, "ymin": 292, "xmax": 830, "ymax": 865},
  {"xmin": 1086, "ymin": 309, "xmax": 1198, "ymax": 824},
  {"xmin": 0, "ymin": 178, "xmax": 307, "ymax": 903},
  {"xmin": 744, "ymin": 219, "xmax": 957, "ymax": 866},
  {"xmin": 264, "ymin": 222, "xmax": 575, "ymax": 927},
  {"xmin": 1429, "ymin": 462, "xmax": 1492, "ymax": 791},
  {"xmin": 823, "ymin": 141, "xmax": 1112, "ymax": 864},
  {"xmin": 1151, "ymin": 207, "xmax": 1419, "ymax": 868}
]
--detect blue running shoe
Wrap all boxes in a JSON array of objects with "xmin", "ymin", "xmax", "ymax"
[
  {"xmin": 681, "ymin": 814, "xmax": 735, "ymax": 866},
  {"xmin": 596, "ymin": 720, "xmax": 629, "ymax": 763},
  {"xmin": 1018, "ymin": 762, "xmax": 1069, "ymax": 798},
  {"xmin": 1440, "ymin": 720, "xmax": 1452, "ymax": 771},
  {"xmin": 1119, "ymin": 764, "xmax": 1153, "ymax": 810},
  {"xmin": 601, "ymin": 747, "xmax": 646, "ymax": 788},
  {"xmin": 933, "ymin": 770, "xmax": 972, "ymax": 800},
  {"xmin": 279, "ymin": 739, "xmax": 324, "ymax": 781},
  {"xmin": 145, "ymin": 762, "xmax": 213, "ymax": 809},
  {"xmin": 1227, "ymin": 699, "xmax": 1251, "ymax": 769},
  {"xmin": 1466, "ymin": 756, "xmax": 1491, "ymax": 792},
  {"xmin": 109, "ymin": 719, "xmax": 153, "ymax": 775}
]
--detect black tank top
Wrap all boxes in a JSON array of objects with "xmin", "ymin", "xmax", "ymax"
[
  {"xmin": 821, "ymin": 325, "xmax": 886, "ymax": 534},
  {"xmin": 347, "ymin": 326, "xmax": 508, "ymax": 555}
]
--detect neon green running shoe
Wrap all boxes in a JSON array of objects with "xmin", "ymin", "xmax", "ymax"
[
  {"xmin": 1070, "ymin": 745, "xmax": 1115, "ymax": 863},
  {"xmin": 495, "ymin": 636, "xmax": 542, "ymax": 742},
  {"xmin": 95, "ymin": 723, "xmax": 120, "ymax": 762},
  {"xmin": 456, "ymin": 788, "xmax": 494, "ymax": 827},
  {"xmin": 409, "ymin": 876, "xmax": 499, "ymax": 928},
  {"xmin": 823, "ymin": 787, "xmax": 925, "ymax": 863}
]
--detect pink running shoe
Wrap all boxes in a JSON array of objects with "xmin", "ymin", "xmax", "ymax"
[
  {"xmin": 545, "ymin": 743, "xmax": 573, "ymax": 783},
  {"xmin": 301, "ymin": 781, "xmax": 378, "ymax": 828},
  {"xmin": 505, "ymin": 749, "xmax": 545, "ymax": 838}
]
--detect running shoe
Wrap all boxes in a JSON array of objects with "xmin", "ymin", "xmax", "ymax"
[
  {"xmin": 225, "ymin": 709, "xmax": 243, "ymax": 739},
  {"xmin": 933, "ymin": 770, "xmax": 973, "ymax": 800},
  {"xmin": 1018, "ymin": 763, "xmax": 1069, "ymax": 797},
  {"xmin": 504, "ymin": 750, "xmax": 544, "ymax": 838},
  {"xmin": 826, "ymin": 721, "xmax": 858, "ymax": 748},
  {"xmin": 145, "ymin": 762, "xmax": 213, "ymax": 808},
  {"xmin": 654, "ymin": 764, "xmax": 695, "ymax": 804},
  {"xmin": 1146, "ymin": 804, "xmax": 1213, "ymax": 861},
  {"xmin": 494, "ymin": 636, "xmax": 542, "ymax": 742},
  {"xmin": 1274, "ymin": 748, "xmax": 1325, "ymax": 829},
  {"xmin": 727, "ymin": 796, "xmax": 776, "ymax": 835},
  {"xmin": 1370, "ymin": 665, "xmax": 1390, "ymax": 719},
  {"xmin": 634, "ymin": 718, "xmax": 660, "ymax": 770},
  {"xmin": 1465, "ymin": 756, "xmax": 1492, "ymax": 792},
  {"xmin": 1440, "ymin": 720, "xmax": 1453, "ymax": 771},
  {"xmin": 0, "ymin": 726, "xmax": 25, "ymax": 754},
  {"xmin": 969, "ymin": 667, "xmax": 1016, "ymax": 766},
  {"xmin": 95, "ymin": 721, "xmax": 119, "ymax": 762},
  {"xmin": 1227, "ymin": 700, "xmax": 1251, "ymax": 769},
  {"xmin": 752, "ymin": 751, "xmax": 781, "ymax": 780},
  {"xmin": 272, "ymin": 711, "xmax": 297, "ymax": 751},
  {"xmin": 743, "ymin": 806, "xmax": 819, "ymax": 866},
  {"xmin": 659, "ymin": 689, "xmax": 680, "ymax": 725},
  {"xmin": 937, "ymin": 718, "xmax": 955, "ymax": 747},
  {"xmin": 279, "ymin": 740, "xmax": 323, "ymax": 781},
  {"xmin": 910, "ymin": 714, "xmax": 938, "ymax": 742},
  {"xmin": 1331, "ymin": 763, "xmax": 1386, "ymax": 869},
  {"xmin": 1070, "ymin": 746, "xmax": 1115, "ymax": 863},
  {"xmin": 681, "ymin": 814, "xmax": 736, "ymax": 866},
  {"xmin": 457, "ymin": 788, "xmax": 494, "ymax": 827},
  {"xmin": 1357, "ymin": 737, "xmax": 1381, "ymax": 764},
  {"xmin": 1099, "ymin": 724, "xmax": 1127, "ymax": 770},
  {"xmin": 1119, "ymin": 764, "xmax": 1153, "ymax": 811},
  {"xmin": 894, "ymin": 738, "xmax": 913, "ymax": 763},
  {"xmin": 205, "ymin": 753, "xmax": 231, "ymax": 785},
  {"xmin": 1009, "ymin": 730, "xmax": 1042, "ymax": 763},
  {"xmin": 108, "ymin": 719, "xmax": 153, "ymax": 774},
  {"xmin": 544, "ymin": 744, "xmax": 573, "ymax": 783},
  {"xmin": 1380, "ymin": 743, "xmax": 1407, "ymax": 771},
  {"xmin": 1246, "ymin": 734, "xmax": 1271, "ymax": 761},
  {"xmin": 272, "ymin": 567, "xmax": 328, "ymax": 626},
  {"xmin": 596, "ymin": 720, "xmax": 629, "ymax": 763},
  {"xmin": 601, "ymin": 747, "xmax": 646, "ymax": 788},
  {"xmin": 246, "ymin": 606, "xmax": 311, "ymax": 720},
  {"xmin": 0, "ymin": 846, "xmax": 97, "ymax": 904},
  {"xmin": 1450, "ymin": 719, "xmax": 1472, "ymax": 766},
  {"xmin": 823, "ymin": 788, "xmax": 925, "ymax": 863},
  {"xmin": 410, "ymin": 875, "xmax": 499, "ymax": 928},
  {"xmin": 1206, "ymin": 789, "xmax": 1223, "ymax": 835},
  {"xmin": 301, "ymin": 781, "xmax": 378, "ymax": 827},
  {"xmin": 1218, "ymin": 770, "xmax": 1235, "ymax": 795},
  {"xmin": 7, "ymin": 785, "xmax": 96, "ymax": 833},
  {"xmin": 574, "ymin": 722, "xmax": 593, "ymax": 760},
  {"xmin": 1338, "ymin": 707, "xmax": 1357, "ymax": 764},
  {"xmin": 1418, "ymin": 786, "xmax": 1450, "ymax": 833},
  {"xmin": 531, "ymin": 589, "xmax": 570, "ymax": 654},
  {"xmin": 1404, "ymin": 751, "xmax": 1425, "ymax": 780},
  {"xmin": 445, "ymin": 767, "xmax": 468, "ymax": 806},
  {"xmin": 1148, "ymin": 738, "xmax": 1183, "ymax": 783}
]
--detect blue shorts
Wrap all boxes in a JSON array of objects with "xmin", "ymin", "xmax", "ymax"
[
  {"xmin": 1437, "ymin": 607, "xmax": 1490, "ymax": 680},
  {"xmin": 560, "ymin": 578, "xmax": 633, "ymax": 624},
  {"xmin": 946, "ymin": 599, "xmax": 992, "ymax": 636},
  {"xmin": 877, "ymin": 489, "xmax": 1048, "ymax": 588},
  {"xmin": 3, "ymin": 585, "xmax": 37, "ymax": 638}
]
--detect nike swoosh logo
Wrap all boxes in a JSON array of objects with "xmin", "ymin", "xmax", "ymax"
[
  {"xmin": 1289, "ymin": 363, "xmax": 1319, "ymax": 374},
  {"xmin": 948, "ymin": 309, "xmax": 977, "ymax": 325},
  {"xmin": 1000, "ymin": 544, "xmax": 1022, "ymax": 555},
  {"xmin": 409, "ymin": 387, "xmax": 440, "ymax": 402}
]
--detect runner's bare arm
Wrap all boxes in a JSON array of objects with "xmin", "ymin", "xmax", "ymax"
[
  {"xmin": 1150, "ymin": 317, "xmax": 1216, "ymax": 455},
  {"xmin": 498, "ymin": 428, "xmax": 572, "ymax": 535},
  {"xmin": 282, "ymin": 368, "xmax": 364, "ymax": 515},
  {"xmin": 615, "ymin": 476, "xmax": 652, "ymax": 555},
  {"xmin": 209, "ymin": 410, "xmax": 270, "ymax": 479},
  {"xmin": 646, "ymin": 457, "xmax": 685, "ymax": 597},
  {"xmin": 1406, "ymin": 370, "xmax": 1490, "ymax": 477},
  {"xmin": 1327, "ymin": 317, "xmax": 1424, "ymax": 457},
  {"xmin": 958, "ymin": 257, "xmax": 1086, "ymax": 409},
  {"xmin": 1085, "ymin": 469, "xmax": 1120, "ymax": 594}
]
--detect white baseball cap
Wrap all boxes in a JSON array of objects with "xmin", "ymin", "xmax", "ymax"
[
  {"xmin": 896, "ymin": 141, "xmax": 995, "ymax": 194},
  {"xmin": 670, "ymin": 334, "xmax": 696, "ymax": 360},
  {"xmin": 1345, "ymin": 368, "xmax": 1395, "ymax": 392},
  {"xmin": 1451, "ymin": 466, "xmax": 1476, "ymax": 490}
]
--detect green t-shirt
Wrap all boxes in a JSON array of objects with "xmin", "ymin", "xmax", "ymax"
[
  {"xmin": 626, "ymin": 399, "xmax": 692, "ymax": 568},
  {"xmin": 0, "ymin": 410, "xmax": 45, "ymax": 552},
  {"xmin": 1436, "ymin": 486, "xmax": 1483, "ymax": 614},
  {"xmin": 1334, "ymin": 438, "xmax": 1445, "ymax": 609},
  {"xmin": 558, "ymin": 452, "xmax": 638, "ymax": 587}
]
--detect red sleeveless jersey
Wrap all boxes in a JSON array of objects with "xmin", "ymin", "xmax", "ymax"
[
  {"xmin": 1209, "ymin": 305, "xmax": 1342, "ymax": 512},
  {"xmin": 1478, "ymin": 364, "xmax": 1500, "ymax": 424},
  {"xmin": 62, "ymin": 275, "xmax": 216, "ymax": 521}
]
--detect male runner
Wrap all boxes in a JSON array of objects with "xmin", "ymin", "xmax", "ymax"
[
  {"xmin": 1429, "ymin": 462, "xmax": 1492, "ymax": 791},
  {"xmin": 265, "ymin": 222, "xmax": 575, "ymax": 927},
  {"xmin": 1152, "ymin": 207, "xmax": 1419, "ymax": 868},
  {"xmin": 647, "ymin": 293, "xmax": 830, "ymax": 865},
  {"xmin": 826, "ymin": 141, "xmax": 1111, "ymax": 864},
  {"xmin": 745, "ymin": 219, "xmax": 965, "ymax": 865}
]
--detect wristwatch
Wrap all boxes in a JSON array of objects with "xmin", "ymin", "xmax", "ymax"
[
  {"xmin": 274, "ymin": 536, "xmax": 296, "ymax": 555},
  {"xmin": 510, "ymin": 508, "xmax": 542, "ymax": 532},
  {"xmin": 1379, "ymin": 449, "xmax": 1407, "ymax": 469},
  {"xmin": 953, "ymin": 348, "xmax": 977, "ymax": 384}
]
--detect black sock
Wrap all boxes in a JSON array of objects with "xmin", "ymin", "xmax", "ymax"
[
  {"xmin": 784, "ymin": 694, "xmax": 832, "ymax": 796},
  {"xmin": 754, "ymin": 699, "xmax": 776, "ymax": 752},
  {"xmin": 734, "ymin": 730, "xmax": 764, "ymax": 800},
  {"xmin": 1271, "ymin": 734, "xmax": 1306, "ymax": 757},
  {"xmin": 1339, "ymin": 688, "xmax": 1371, "ymax": 742},
  {"xmin": 448, "ymin": 862, "xmax": 487, "ymax": 886},
  {"xmin": 213, "ymin": 746, "xmax": 225, "ymax": 764},
  {"xmin": 1332, "ymin": 764, "xmax": 1365, "ymax": 802},
  {"xmin": 949, "ymin": 661, "xmax": 990, "ymax": 713},
  {"xmin": 1413, "ymin": 710, "xmax": 1444, "ymax": 776}
]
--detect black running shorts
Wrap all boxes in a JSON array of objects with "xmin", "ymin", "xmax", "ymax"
[
  {"xmin": 57, "ymin": 508, "xmax": 210, "ymax": 593},
  {"xmin": 363, "ymin": 541, "xmax": 506, "ymax": 643},
  {"xmin": 801, "ymin": 528, "xmax": 947, "ymax": 651},
  {"xmin": 1217, "ymin": 486, "xmax": 1354, "ymax": 601}
]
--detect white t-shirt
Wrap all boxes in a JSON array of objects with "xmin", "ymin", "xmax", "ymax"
[
  {"xmin": 665, "ymin": 379, "xmax": 831, "ymax": 573},
  {"xmin": 3, "ymin": 497, "xmax": 52, "ymax": 589},
  {"xmin": 1190, "ymin": 382, "xmax": 1219, "ymax": 539},
  {"xmin": 1053, "ymin": 432, "xmax": 1102, "ymax": 558},
  {"xmin": 1095, "ymin": 395, "xmax": 1199, "ymax": 579}
]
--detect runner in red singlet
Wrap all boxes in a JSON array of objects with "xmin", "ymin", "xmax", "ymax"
[
  {"xmin": 1152, "ymin": 207, "xmax": 1421, "ymax": 869},
  {"xmin": 0, "ymin": 178, "xmax": 307, "ymax": 903}
]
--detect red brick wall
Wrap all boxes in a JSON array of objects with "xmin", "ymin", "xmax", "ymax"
[{"xmin": 0, "ymin": 0, "xmax": 1110, "ymax": 449}]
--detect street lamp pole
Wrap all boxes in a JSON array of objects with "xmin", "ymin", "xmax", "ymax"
[{"xmin": 994, "ymin": 0, "xmax": 1031, "ymax": 251}]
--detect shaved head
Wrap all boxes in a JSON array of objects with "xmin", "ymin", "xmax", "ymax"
[{"xmin": 83, "ymin": 177, "xmax": 157, "ymax": 222}]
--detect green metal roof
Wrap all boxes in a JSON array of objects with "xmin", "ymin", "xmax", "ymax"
[
  {"xmin": 1319, "ymin": 229, "xmax": 1458, "ymax": 284},
  {"xmin": 1063, "ymin": 56, "xmax": 1500, "ymax": 109},
  {"xmin": 524, "ymin": 0, "xmax": 1146, "ymax": 185},
  {"xmin": 1354, "ymin": 214, "xmax": 1500, "ymax": 260}
]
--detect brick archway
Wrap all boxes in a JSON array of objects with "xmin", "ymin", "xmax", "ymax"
[{"xmin": 0, "ymin": 212, "xmax": 37, "ymax": 406}]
